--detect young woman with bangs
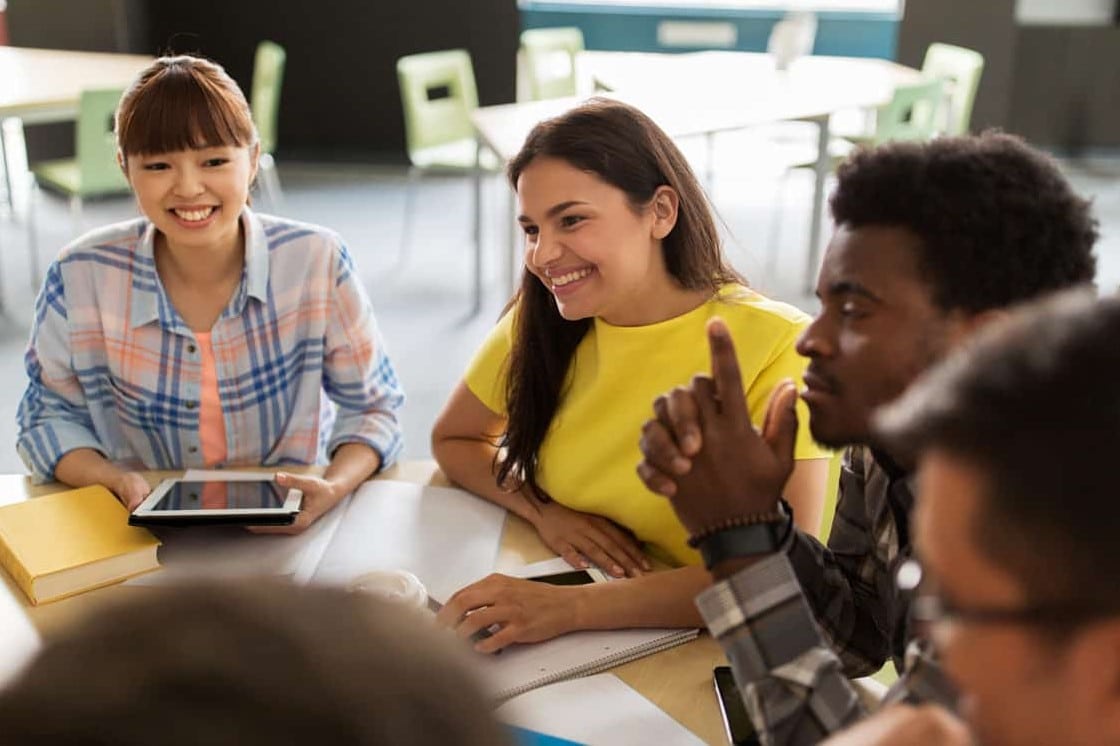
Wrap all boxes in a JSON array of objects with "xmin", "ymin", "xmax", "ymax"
[
  {"xmin": 432, "ymin": 99, "xmax": 830, "ymax": 650},
  {"xmin": 17, "ymin": 55, "xmax": 403, "ymax": 533}
]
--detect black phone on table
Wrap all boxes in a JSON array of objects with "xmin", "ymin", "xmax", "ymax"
[
  {"xmin": 714, "ymin": 665, "xmax": 761, "ymax": 746},
  {"xmin": 526, "ymin": 567, "xmax": 608, "ymax": 585}
]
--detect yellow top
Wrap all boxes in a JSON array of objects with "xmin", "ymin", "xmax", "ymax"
[{"xmin": 465, "ymin": 285, "xmax": 828, "ymax": 566}]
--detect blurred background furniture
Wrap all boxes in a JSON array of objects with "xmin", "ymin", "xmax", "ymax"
[
  {"xmin": 250, "ymin": 39, "xmax": 286, "ymax": 209},
  {"xmin": 27, "ymin": 87, "xmax": 129, "ymax": 290},
  {"xmin": 519, "ymin": 26, "xmax": 584, "ymax": 101},
  {"xmin": 397, "ymin": 48, "xmax": 499, "ymax": 315}
]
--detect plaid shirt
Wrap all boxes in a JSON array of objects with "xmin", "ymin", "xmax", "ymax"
[
  {"xmin": 18, "ymin": 210, "xmax": 404, "ymax": 482},
  {"xmin": 696, "ymin": 446, "xmax": 957, "ymax": 745}
]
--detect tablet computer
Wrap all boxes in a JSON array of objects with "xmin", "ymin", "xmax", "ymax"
[{"xmin": 128, "ymin": 477, "xmax": 302, "ymax": 527}]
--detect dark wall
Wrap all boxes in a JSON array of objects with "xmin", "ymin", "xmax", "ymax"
[
  {"xmin": 7, "ymin": 0, "xmax": 147, "ymax": 52},
  {"xmin": 144, "ymin": 0, "xmax": 519, "ymax": 161},
  {"xmin": 1010, "ymin": 26, "xmax": 1120, "ymax": 150},
  {"xmin": 896, "ymin": 0, "xmax": 1017, "ymax": 134},
  {"xmin": 8, "ymin": 0, "xmax": 517, "ymax": 162},
  {"xmin": 899, "ymin": 0, "xmax": 1120, "ymax": 149}
]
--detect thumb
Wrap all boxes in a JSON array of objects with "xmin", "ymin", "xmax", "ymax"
[
  {"xmin": 762, "ymin": 380, "xmax": 799, "ymax": 465},
  {"xmin": 274, "ymin": 471, "xmax": 317, "ymax": 490}
]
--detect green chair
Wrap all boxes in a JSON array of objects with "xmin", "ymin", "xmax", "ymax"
[
  {"xmin": 520, "ymin": 27, "xmax": 585, "ymax": 101},
  {"xmin": 921, "ymin": 42, "xmax": 984, "ymax": 136},
  {"xmin": 27, "ymin": 88, "xmax": 130, "ymax": 290},
  {"xmin": 867, "ymin": 77, "xmax": 946, "ymax": 146},
  {"xmin": 396, "ymin": 49, "xmax": 498, "ymax": 313},
  {"xmin": 250, "ymin": 40, "xmax": 286, "ymax": 209}
]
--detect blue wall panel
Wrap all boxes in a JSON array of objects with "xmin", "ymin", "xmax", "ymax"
[{"xmin": 521, "ymin": 3, "xmax": 899, "ymax": 59}]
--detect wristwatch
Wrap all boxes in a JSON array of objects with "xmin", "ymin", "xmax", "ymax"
[{"xmin": 696, "ymin": 500, "xmax": 793, "ymax": 570}]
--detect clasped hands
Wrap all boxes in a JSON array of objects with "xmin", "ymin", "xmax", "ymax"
[{"xmin": 636, "ymin": 317, "xmax": 799, "ymax": 538}]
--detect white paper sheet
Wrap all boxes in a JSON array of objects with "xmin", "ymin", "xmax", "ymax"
[
  {"xmin": 0, "ymin": 579, "xmax": 39, "ymax": 689},
  {"xmin": 125, "ymin": 494, "xmax": 350, "ymax": 586},
  {"xmin": 476, "ymin": 624, "xmax": 698, "ymax": 702},
  {"xmin": 495, "ymin": 673, "xmax": 704, "ymax": 746},
  {"xmin": 308, "ymin": 480, "xmax": 506, "ymax": 603}
]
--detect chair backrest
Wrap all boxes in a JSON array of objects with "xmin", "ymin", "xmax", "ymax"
[
  {"xmin": 396, "ymin": 49, "xmax": 479, "ymax": 158},
  {"xmin": 520, "ymin": 27, "xmax": 585, "ymax": 100},
  {"xmin": 921, "ymin": 42, "xmax": 985, "ymax": 136},
  {"xmin": 251, "ymin": 40, "xmax": 286, "ymax": 155},
  {"xmin": 76, "ymin": 88, "xmax": 129, "ymax": 196},
  {"xmin": 873, "ymin": 77, "xmax": 945, "ymax": 146}
]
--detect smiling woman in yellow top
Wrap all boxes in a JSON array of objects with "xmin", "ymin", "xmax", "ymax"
[{"xmin": 432, "ymin": 99, "xmax": 828, "ymax": 651}]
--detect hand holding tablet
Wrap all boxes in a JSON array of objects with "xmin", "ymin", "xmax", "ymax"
[{"xmin": 128, "ymin": 475, "xmax": 302, "ymax": 527}]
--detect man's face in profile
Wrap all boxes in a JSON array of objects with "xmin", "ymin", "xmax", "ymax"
[{"xmin": 796, "ymin": 225, "xmax": 962, "ymax": 450}]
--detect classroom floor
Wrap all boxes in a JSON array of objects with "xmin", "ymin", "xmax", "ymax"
[{"xmin": 0, "ymin": 140, "xmax": 1117, "ymax": 475}]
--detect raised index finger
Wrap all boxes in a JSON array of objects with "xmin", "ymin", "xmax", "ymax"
[{"xmin": 706, "ymin": 317, "xmax": 745, "ymax": 404}]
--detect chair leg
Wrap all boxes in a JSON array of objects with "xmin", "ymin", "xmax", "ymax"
[
  {"xmin": 257, "ymin": 153, "xmax": 283, "ymax": 211},
  {"xmin": 25, "ymin": 175, "xmax": 40, "ymax": 304},
  {"xmin": 396, "ymin": 166, "xmax": 419, "ymax": 271},
  {"xmin": 471, "ymin": 163, "xmax": 482, "ymax": 317},
  {"xmin": 765, "ymin": 168, "xmax": 793, "ymax": 281}
]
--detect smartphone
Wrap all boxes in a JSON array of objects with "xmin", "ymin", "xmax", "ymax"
[
  {"xmin": 714, "ymin": 666, "xmax": 760, "ymax": 746},
  {"xmin": 527, "ymin": 568, "xmax": 609, "ymax": 585}
]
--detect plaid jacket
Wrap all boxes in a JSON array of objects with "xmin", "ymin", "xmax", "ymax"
[
  {"xmin": 18, "ymin": 210, "xmax": 404, "ymax": 481},
  {"xmin": 696, "ymin": 446, "xmax": 957, "ymax": 745}
]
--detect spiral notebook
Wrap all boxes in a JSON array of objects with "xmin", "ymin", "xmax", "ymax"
[{"xmin": 478, "ymin": 624, "xmax": 699, "ymax": 702}]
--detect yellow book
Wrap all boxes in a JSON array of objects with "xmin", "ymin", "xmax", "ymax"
[{"xmin": 0, "ymin": 486, "xmax": 161, "ymax": 605}]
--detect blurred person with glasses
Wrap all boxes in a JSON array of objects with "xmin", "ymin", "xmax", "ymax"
[{"xmin": 837, "ymin": 289, "xmax": 1120, "ymax": 745}]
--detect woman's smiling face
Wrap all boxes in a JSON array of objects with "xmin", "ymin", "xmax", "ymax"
[{"xmin": 516, "ymin": 156, "xmax": 675, "ymax": 326}]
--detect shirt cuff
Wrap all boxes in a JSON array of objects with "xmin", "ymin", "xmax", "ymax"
[
  {"xmin": 17, "ymin": 422, "xmax": 105, "ymax": 484},
  {"xmin": 696, "ymin": 552, "xmax": 805, "ymax": 639},
  {"xmin": 328, "ymin": 424, "xmax": 403, "ymax": 474}
]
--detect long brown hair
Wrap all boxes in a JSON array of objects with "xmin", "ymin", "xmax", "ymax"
[{"xmin": 497, "ymin": 98, "xmax": 742, "ymax": 499}]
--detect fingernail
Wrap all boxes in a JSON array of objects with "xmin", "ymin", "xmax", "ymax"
[
  {"xmin": 683, "ymin": 433, "xmax": 700, "ymax": 453},
  {"xmin": 612, "ymin": 565, "xmax": 624, "ymax": 577},
  {"xmin": 672, "ymin": 457, "xmax": 690, "ymax": 474},
  {"xmin": 642, "ymin": 559, "xmax": 652, "ymax": 570}
]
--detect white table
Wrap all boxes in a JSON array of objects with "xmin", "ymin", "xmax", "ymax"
[
  {"xmin": 472, "ymin": 50, "xmax": 924, "ymax": 295},
  {"xmin": 2, "ymin": 464, "xmax": 730, "ymax": 743}
]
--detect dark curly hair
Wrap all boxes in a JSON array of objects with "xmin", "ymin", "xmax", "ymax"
[{"xmin": 830, "ymin": 132, "xmax": 1098, "ymax": 313}]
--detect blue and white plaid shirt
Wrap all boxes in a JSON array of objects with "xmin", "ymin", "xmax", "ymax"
[{"xmin": 18, "ymin": 209, "xmax": 404, "ymax": 482}]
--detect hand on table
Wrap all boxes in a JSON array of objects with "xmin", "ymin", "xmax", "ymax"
[
  {"xmin": 821, "ymin": 704, "xmax": 972, "ymax": 746},
  {"xmin": 636, "ymin": 317, "xmax": 798, "ymax": 536},
  {"xmin": 247, "ymin": 471, "xmax": 342, "ymax": 535},
  {"xmin": 436, "ymin": 573, "xmax": 586, "ymax": 654},
  {"xmin": 110, "ymin": 471, "xmax": 152, "ymax": 511},
  {"xmin": 531, "ymin": 499, "xmax": 650, "ymax": 578}
]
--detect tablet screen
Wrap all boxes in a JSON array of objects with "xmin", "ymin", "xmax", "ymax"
[{"xmin": 147, "ymin": 481, "xmax": 288, "ymax": 512}]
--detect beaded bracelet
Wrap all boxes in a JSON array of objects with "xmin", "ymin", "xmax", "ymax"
[{"xmin": 686, "ymin": 499, "xmax": 792, "ymax": 548}]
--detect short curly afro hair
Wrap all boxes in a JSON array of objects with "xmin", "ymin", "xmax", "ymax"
[{"xmin": 829, "ymin": 132, "xmax": 1098, "ymax": 313}]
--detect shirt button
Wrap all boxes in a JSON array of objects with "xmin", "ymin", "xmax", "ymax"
[
  {"xmin": 188, "ymin": 445, "xmax": 198, "ymax": 454},
  {"xmin": 187, "ymin": 344, "xmax": 197, "ymax": 354},
  {"xmin": 185, "ymin": 400, "xmax": 198, "ymax": 410}
]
